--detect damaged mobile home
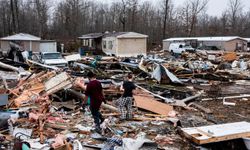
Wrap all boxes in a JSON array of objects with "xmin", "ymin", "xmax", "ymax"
[
  {"xmin": 163, "ymin": 36, "xmax": 248, "ymax": 51},
  {"xmin": 79, "ymin": 32, "xmax": 148, "ymax": 57}
]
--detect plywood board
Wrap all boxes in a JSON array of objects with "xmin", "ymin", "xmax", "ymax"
[
  {"xmin": 45, "ymin": 72, "xmax": 69, "ymax": 91},
  {"xmin": 46, "ymin": 80, "xmax": 72, "ymax": 95},
  {"xmin": 134, "ymin": 95, "xmax": 173, "ymax": 115},
  {"xmin": 181, "ymin": 121, "xmax": 250, "ymax": 145}
]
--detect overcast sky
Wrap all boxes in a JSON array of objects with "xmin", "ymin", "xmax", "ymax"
[{"xmin": 98, "ymin": 0, "xmax": 250, "ymax": 16}]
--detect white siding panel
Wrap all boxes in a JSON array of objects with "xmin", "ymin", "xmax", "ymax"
[
  {"xmin": 40, "ymin": 42, "xmax": 57, "ymax": 52},
  {"xmin": 117, "ymin": 38, "xmax": 147, "ymax": 57}
]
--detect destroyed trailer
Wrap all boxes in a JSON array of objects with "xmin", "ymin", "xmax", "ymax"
[{"xmin": 0, "ymin": 51, "xmax": 250, "ymax": 150}]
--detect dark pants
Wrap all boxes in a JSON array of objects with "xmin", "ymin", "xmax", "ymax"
[{"xmin": 90, "ymin": 106, "xmax": 104, "ymax": 129}]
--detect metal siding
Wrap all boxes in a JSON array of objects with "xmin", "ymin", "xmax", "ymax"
[
  {"xmin": 117, "ymin": 38, "xmax": 147, "ymax": 57},
  {"xmin": 163, "ymin": 41, "xmax": 171, "ymax": 50},
  {"xmin": 224, "ymin": 39, "xmax": 247, "ymax": 51},
  {"xmin": 0, "ymin": 41, "xmax": 10, "ymax": 52},
  {"xmin": 40, "ymin": 42, "xmax": 57, "ymax": 52},
  {"xmin": 102, "ymin": 37, "xmax": 116, "ymax": 55}
]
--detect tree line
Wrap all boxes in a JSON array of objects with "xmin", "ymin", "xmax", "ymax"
[{"xmin": 0, "ymin": 0, "xmax": 249, "ymax": 49}]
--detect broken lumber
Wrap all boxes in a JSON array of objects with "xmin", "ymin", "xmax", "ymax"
[
  {"xmin": 174, "ymin": 92, "xmax": 203, "ymax": 107},
  {"xmin": 202, "ymin": 94, "xmax": 250, "ymax": 101},
  {"xmin": 102, "ymin": 113, "xmax": 120, "ymax": 117},
  {"xmin": 145, "ymin": 114, "xmax": 167, "ymax": 118},
  {"xmin": 0, "ymin": 61, "xmax": 30, "ymax": 76},
  {"xmin": 39, "ymin": 117, "xmax": 46, "ymax": 144},
  {"xmin": 45, "ymin": 72, "xmax": 70, "ymax": 91},
  {"xmin": 188, "ymin": 102, "xmax": 212, "ymax": 114},
  {"xmin": 45, "ymin": 72, "xmax": 72, "ymax": 95},
  {"xmin": 101, "ymin": 103, "xmax": 119, "ymax": 112},
  {"xmin": 136, "ymin": 84, "xmax": 174, "ymax": 103},
  {"xmin": 133, "ymin": 117, "xmax": 167, "ymax": 121},
  {"xmin": 181, "ymin": 121, "xmax": 250, "ymax": 145},
  {"xmin": 134, "ymin": 95, "xmax": 173, "ymax": 115},
  {"xmin": 26, "ymin": 59, "xmax": 59, "ymax": 70},
  {"xmin": 0, "ymin": 61, "xmax": 20, "ymax": 72}
]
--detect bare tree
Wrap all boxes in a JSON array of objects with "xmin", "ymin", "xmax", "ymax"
[
  {"xmin": 162, "ymin": 0, "xmax": 169, "ymax": 39},
  {"xmin": 127, "ymin": 0, "xmax": 138, "ymax": 31},
  {"xmin": 189, "ymin": 0, "xmax": 209, "ymax": 36},
  {"xmin": 179, "ymin": 0, "xmax": 208, "ymax": 36},
  {"xmin": 227, "ymin": 0, "xmax": 242, "ymax": 34},
  {"xmin": 120, "ymin": 0, "xmax": 127, "ymax": 31},
  {"xmin": 1, "ymin": 0, "xmax": 250, "ymax": 51},
  {"xmin": 10, "ymin": 0, "xmax": 19, "ymax": 33},
  {"xmin": 35, "ymin": 0, "xmax": 49, "ymax": 38}
]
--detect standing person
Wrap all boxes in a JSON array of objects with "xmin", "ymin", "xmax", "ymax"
[
  {"xmin": 76, "ymin": 72, "xmax": 105, "ymax": 133},
  {"xmin": 119, "ymin": 73, "xmax": 136, "ymax": 121}
]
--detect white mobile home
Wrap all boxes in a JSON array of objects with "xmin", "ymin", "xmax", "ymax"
[
  {"xmin": 79, "ymin": 32, "xmax": 148, "ymax": 57},
  {"xmin": 245, "ymin": 38, "xmax": 250, "ymax": 51},
  {"xmin": 0, "ymin": 33, "xmax": 57, "ymax": 53},
  {"xmin": 102, "ymin": 32, "xmax": 148, "ymax": 57},
  {"xmin": 163, "ymin": 36, "xmax": 248, "ymax": 51}
]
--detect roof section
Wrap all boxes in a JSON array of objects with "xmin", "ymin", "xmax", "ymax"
[
  {"xmin": 104, "ymin": 32, "xmax": 127, "ymax": 38},
  {"xmin": 104, "ymin": 32, "xmax": 148, "ymax": 38},
  {"xmin": 163, "ymin": 36, "xmax": 246, "ymax": 42},
  {"xmin": 116, "ymin": 32, "xmax": 148, "ymax": 38},
  {"xmin": 244, "ymin": 38, "xmax": 250, "ymax": 42},
  {"xmin": 78, "ymin": 33, "xmax": 104, "ymax": 39},
  {"xmin": 1, "ymin": 33, "xmax": 41, "ymax": 41},
  {"xmin": 79, "ymin": 32, "xmax": 148, "ymax": 39}
]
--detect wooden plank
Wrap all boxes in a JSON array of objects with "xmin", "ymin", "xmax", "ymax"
[
  {"xmin": 133, "ymin": 117, "xmax": 168, "ymax": 121},
  {"xmin": 27, "ymin": 59, "xmax": 59, "ymax": 70},
  {"xmin": 181, "ymin": 121, "xmax": 250, "ymax": 145},
  {"xmin": 45, "ymin": 72, "xmax": 69, "ymax": 91},
  {"xmin": 46, "ymin": 80, "xmax": 72, "ymax": 95},
  {"xmin": 136, "ymin": 85, "xmax": 174, "ymax": 103},
  {"xmin": 189, "ymin": 102, "xmax": 212, "ymax": 114},
  {"xmin": 134, "ymin": 95, "xmax": 173, "ymax": 115}
]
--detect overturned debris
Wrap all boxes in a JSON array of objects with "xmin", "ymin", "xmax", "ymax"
[
  {"xmin": 1, "ymin": 49, "xmax": 250, "ymax": 149},
  {"xmin": 181, "ymin": 121, "xmax": 250, "ymax": 145}
]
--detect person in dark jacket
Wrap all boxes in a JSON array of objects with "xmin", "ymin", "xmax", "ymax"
[
  {"xmin": 119, "ymin": 73, "xmax": 136, "ymax": 120},
  {"xmin": 76, "ymin": 72, "xmax": 105, "ymax": 133}
]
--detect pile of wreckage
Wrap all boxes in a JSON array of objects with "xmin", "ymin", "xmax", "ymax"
[{"xmin": 0, "ymin": 50, "xmax": 250, "ymax": 149}]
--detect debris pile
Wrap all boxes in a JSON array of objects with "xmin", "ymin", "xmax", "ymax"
[{"xmin": 0, "ymin": 51, "xmax": 250, "ymax": 149}]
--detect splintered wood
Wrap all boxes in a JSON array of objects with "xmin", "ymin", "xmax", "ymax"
[
  {"xmin": 11, "ymin": 72, "xmax": 56, "ymax": 107},
  {"xmin": 181, "ymin": 121, "xmax": 250, "ymax": 145},
  {"xmin": 45, "ymin": 72, "xmax": 72, "ymax": 95},
  {"xmin": 134, "ymin": 93, "xmax": 173, "ymax": 115},
  {"xmin": 10, "ymin": 71, "xmax": 72, "ymax": 107}
]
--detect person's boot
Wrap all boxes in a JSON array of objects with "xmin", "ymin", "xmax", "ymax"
[
  {"xmin": 94, "ymin": 126, "xmax": 102, "ymax": 134},
  {"xmin": 100, "ymin": 118, "xmax": 105, "ymax": 124}
]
